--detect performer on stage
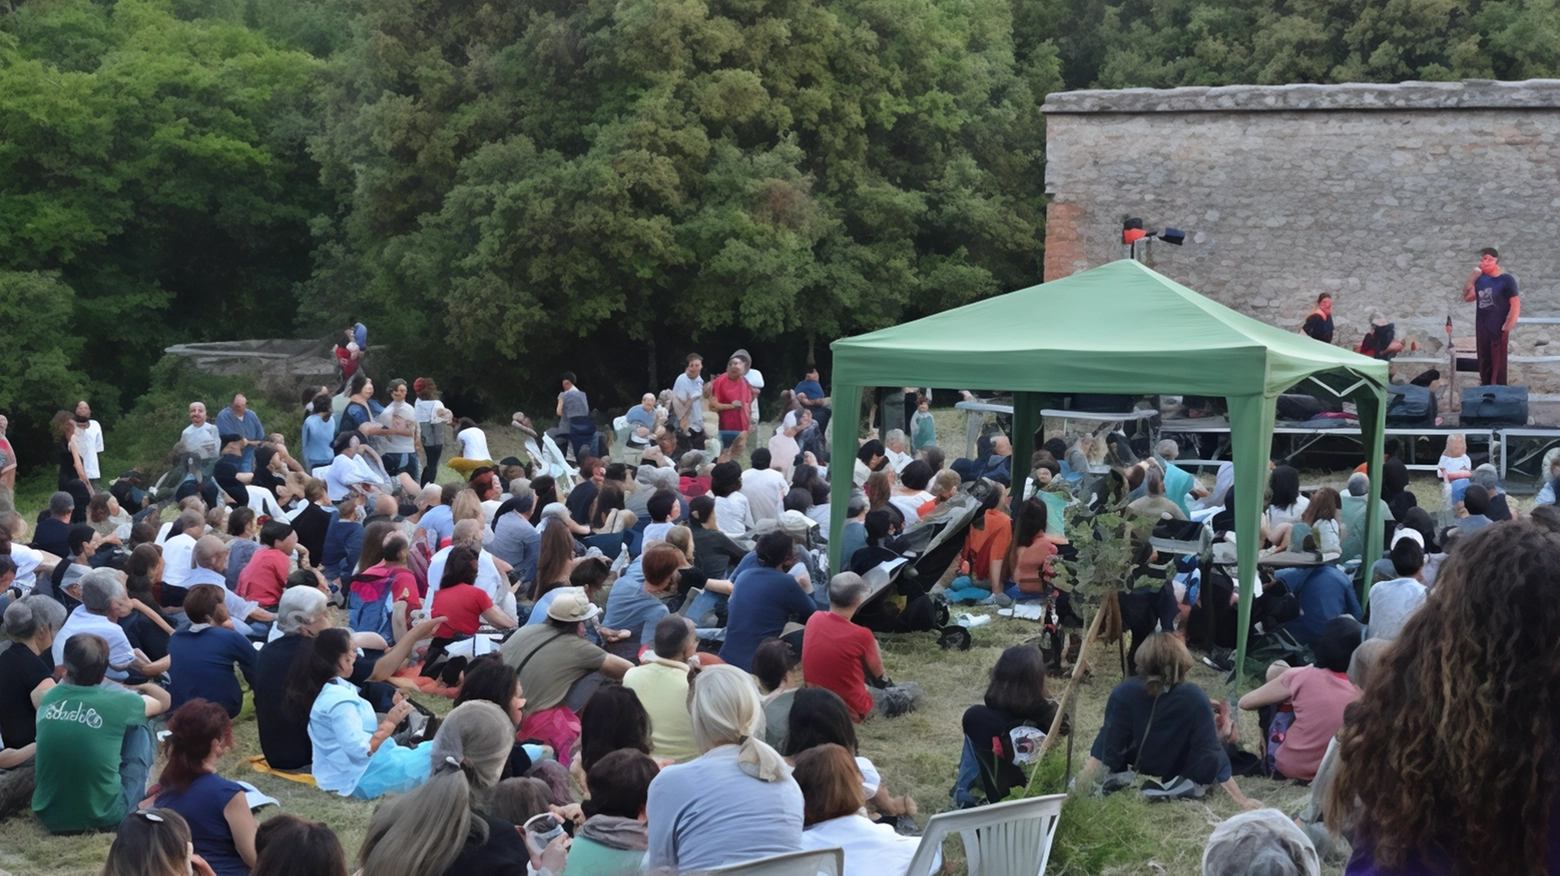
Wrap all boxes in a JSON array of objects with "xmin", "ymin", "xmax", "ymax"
[{"xmin": 1463, "ymin": 247, "xmax": 1520, "ymax": 386}]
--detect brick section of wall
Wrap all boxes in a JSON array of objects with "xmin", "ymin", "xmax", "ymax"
[{"xmin": 1041, "ymin": 80, "xmax": 1560, "ymax": 388}]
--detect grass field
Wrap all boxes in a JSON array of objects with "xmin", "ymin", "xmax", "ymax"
[{"xmin": 0, "ymin": 406, "xmax": 1483, "ymax": 875}]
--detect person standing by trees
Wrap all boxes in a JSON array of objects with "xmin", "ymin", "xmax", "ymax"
[
  {"xmin": 672, "ymin": 354, "xmax": 707, "ymax": 451},
  {"xmin": 1463, "ymin": 246, "xmax": 1521, "ymax": 386},
  {"xmin": 413, "ymin": 378, "xmax": 451, "ymax": 485},
  {"xmin": 0, "ymin": 414, "xmax": 16, "ymax": 513},
  {"xmin": 72, "ymin": 400, "xmax": 104, "ymax": 491},
  {"xmin": 709, "ymin": 357, "xmax": 755, "ymax": 459},
  {"xmin": 50, "ymin": 412, "xmax": 90, "ymax": 522},
  {"xmin": 217, "ymin": 395, "xmax": 266, "ymax": 474}
]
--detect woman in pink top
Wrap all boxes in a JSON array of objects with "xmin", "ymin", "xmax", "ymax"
[{"xmin": 1238, "ymin": 615, "xmax": 1362, "ymax": 781}]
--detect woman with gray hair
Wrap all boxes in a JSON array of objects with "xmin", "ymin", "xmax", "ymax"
[
  {"xmin": 1202, "ymin": 808, "xmax": 1321, "ymax": 876},
  {"xmin": 359, "ymin": 701, "xmax": 561, "ymax": 876},
  {"xmin": 0, "ymin": 594, "xmax": 69, "ymax": 814},
  {"xmin": 646, "ymin": 663, "xmax": 803, "ymax": 872}
]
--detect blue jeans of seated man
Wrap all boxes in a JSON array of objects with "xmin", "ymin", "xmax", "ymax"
[
  {"xmin": 120, "ymin": 723, "xmax": 155, "ymax": 815},
  {"xmin": 953, "ymin": 737, "xmax": 981, "ymax": 806}
]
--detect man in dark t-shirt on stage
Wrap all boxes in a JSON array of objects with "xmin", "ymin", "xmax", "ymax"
[{"xmin": 1463, "ymin": 246, "xmax": 1521, "ymax": 386}]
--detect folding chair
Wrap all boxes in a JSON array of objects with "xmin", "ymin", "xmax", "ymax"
[
  {"xmin": 613, "ymin": 415, "xmax": 645, "ymax": 466},
  {"xmin": 905, "ymin": 793, "xmax": 1065, "ymax": 876},
  {"xmin": 700, "ymin": 846, "xmax": 844, "ymax": 876}
]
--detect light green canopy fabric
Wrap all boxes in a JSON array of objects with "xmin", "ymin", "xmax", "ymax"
[{"xmin": 827, "ymin": 259, "xmax": 1392, "ymax": 686}]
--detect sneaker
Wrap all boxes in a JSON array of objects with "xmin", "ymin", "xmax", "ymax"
[{"xmin": 1142, "ymin": 776, "xmax": 1205, "ymax": 800}]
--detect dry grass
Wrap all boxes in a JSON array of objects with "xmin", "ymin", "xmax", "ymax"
[{"xmin": 0, "ymin": 408, "xmax": 1492, "ymax": 874}]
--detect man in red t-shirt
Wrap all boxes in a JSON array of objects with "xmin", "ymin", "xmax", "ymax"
[
  {"xmin": 802, "ymin": 572, "xmax": 921, "ymax": 721},
  {"xmin": 708, "ymin": 357, "xmax": 755, "ymax": 457}
]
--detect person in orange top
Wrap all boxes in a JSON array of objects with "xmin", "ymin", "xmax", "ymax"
[
  {"xmin": 237, "ymin": 520, "xmax": 298, "ymax": 610},
  {"xmin": 958, "ymin": 482, "xmax": 1011, "ymax": 594},
  {"xmin": 1005, "ymin": 497, "xmax": 1058, "ymax": 601},
  {"xmin": 708, "ymin": 357, "xmax": 755, "ymax": 457}
]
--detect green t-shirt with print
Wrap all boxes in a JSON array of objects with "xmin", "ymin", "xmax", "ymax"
[{"xmin": 32, "ymin": 682, "xmax": 147, "ymax": 833}]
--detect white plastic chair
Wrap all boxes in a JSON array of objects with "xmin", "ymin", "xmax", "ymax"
[
  {"xmin": 700, "ymin": 847, "xmax": 844, "ymax": 876},
  {"xmin": 905, "ymin": 793, "xmax": 1065, "ymax": 876},
  {"xmin": 612, "ymin": 415, "xmax": 645, "ymax": 466}
]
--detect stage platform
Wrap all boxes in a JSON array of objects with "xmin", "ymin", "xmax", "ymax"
[{"xmin": 954, "ymin": 398, "xmax": 1560, "ymax": 479}]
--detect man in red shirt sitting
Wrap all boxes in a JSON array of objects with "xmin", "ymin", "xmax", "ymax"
[
  {"xmin": 708, "ymin": 356, "xmax": 755, "ymax": 459},
  {"xmin": 802, "ymin": 572, "xmax": 922, "ymax": 721}
]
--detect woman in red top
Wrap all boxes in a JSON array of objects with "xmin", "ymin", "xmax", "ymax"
[
  {"xmin": 238, "ymin": 520, "xmax": 297, "ymax": 609},
  {"xmin": 429, "ymin": 546, "xmax": 515, "ymax": 639}
]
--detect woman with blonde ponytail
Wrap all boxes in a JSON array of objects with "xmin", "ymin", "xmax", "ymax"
[
  {"xmin": 646, "ymin": 664, "xmax": 804, "ymax": 871},
  {"xmin": 359, "ymin": 701, "xmax": 546, "ymax": 876}
]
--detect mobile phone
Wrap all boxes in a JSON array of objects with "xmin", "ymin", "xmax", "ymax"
[{"xmin": 523, "ymin": 813, "xmax": 564, "ymax": 855}]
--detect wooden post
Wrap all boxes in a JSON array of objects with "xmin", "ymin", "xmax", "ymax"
[{"xmin": 1034, "ymin": 597, "xmax": 1111, "ymax": 766}]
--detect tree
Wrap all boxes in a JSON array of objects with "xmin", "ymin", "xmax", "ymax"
[
  {"xmin": 306, "ymin": 0, "xmax": 1057, "ymax": 407},
  {"xmin": 0, "ymin": 272, "xmax": 91, "ymax": 458}
]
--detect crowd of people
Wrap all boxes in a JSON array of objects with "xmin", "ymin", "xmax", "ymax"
[{"xmin": 4, "ymin": 324, "xmax": 1560, "ymax": 876}]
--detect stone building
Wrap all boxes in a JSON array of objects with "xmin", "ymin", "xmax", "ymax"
[{"xmin": 1041, "ymin": 80, "xmax": 1560, "ymax": 391}]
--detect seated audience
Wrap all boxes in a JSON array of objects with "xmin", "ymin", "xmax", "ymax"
[
  {"xmin": 253, "ymin": 587, "xmax": 442, "ymax": 771},
  {"xmin": 1006, "ymin": 497, "xmax": 1059, "ymax": 600},
  {"xmin": 803, "ymin": 572, "xmax": 920, "ymax": 720},
  {"xmin": 574, "ymin": 684, "xmax": 653, "ymax": 790},
  {"xmin": 1455, "ymin": 483, "xmax": 1494, "ymax": 533},
  {"xmin": 1294, "ymin": 638, "xmax": 1390, "ymax": 863},
  {"xmin": 720, "ymin": 532, "xmax": 817, "ymax": 671},
  {"xmin": 289, "ymin": 627, "xmax": 433, "ymax": 798},
  {"xmin": 528, "ymin": 556, "xmax": 612, "ymax": 628},
  {"xmin": 1201, "ymin": 808, "xmax": 1321, "ymax": 876},
  {"xmin": 1263, "ymin": 466, "xmax": 1309, "ymax": 550},
  {"xmin": 1126, "ymin": 467, "xmax": 1187, "ymax": 521},
  {"xmin": 1238, "ymin": 617, "xmax": 1362, "ymax": 781},
  {"xmin": 55, "ymin": 568, "xmax": 169, "ymax": 681},
  {"xmin": 1366, "ymin": 536, "xmax": 1427, "ymax": 640},
  {"xmin": 688, "ymin": 495, "xmax": 748, "ymax": 579},
  {"xmin": 1339, "ymin": 472, "xmax": 1393, "ymax": 565},
  {"xmin": 34, "ymin": 632, "xmax": 170, "ymax": 833},
  {"xmin": 782, "ymin": 687, "xmax": 916, "ymax": 827},
  {"xmin": 167, "ymin": 584, "xmax": 258, "ymax": 717},
  {"xmin": 121, "ymin": 544, "xmax": 177, "ymax": 657},
  {"xmin": 623, "ymin": 615, "xmax": 701, "ymax": 762},
  {"xmin": 498, "ymin": 589, "xmax": 633, "ymax": 757},
  {"xmin": 358, "ymin": 701, "xmax": 533, "ymax": 875},
  {"xmin": 153, "ymin": 699, "xmax": 260, "ymax": 875},
  {"xmin": 223, "ymin": 508, "xmax": 261, "ymax": 590},
  {"xmin": 452, "ymin": 655, "xmax": 551, "ymax": 779},
  {"xmin": 1082, "ymin": 633, "xmax": 1261, "ymax": 809},
  {"xmin": 603, "ymin": 543, "xmax": 682, "ymax": 647},
  {"xmin": 711, "ymin": 461, "xmax": 753, "ymax": 535},
  {"xmin": 795, "ymin": 743, "xmax": 929, "ymax": 875},
  {"xmin": 1326, "ymin": 522, "xmax": 1560, "ymax": 874},
  {"xmin": 0, "ymin": 595, "xmax": 66, "ymax": 752},
  {"xmin": 569, "ymin": 749, "xmax": 660, "ymax": 876},
  {"xmin": 1274, "ymin": 562, "xmax": 1361, "ymax": 648},
  {"xmin": 238, "ymin": 521, "xmax": 297, "ymax": 610},
  {"xmin": 321, "ymin": 495, "xmax": 365, "ymax": 591},
  {"xmin": 100, "ymin": 808, "xmax": 207, "ymax": 876},
  {"xmin": 488, "ymin": 486, "xmax": 540, "ymax": 587},
  {"xmin": 427, "ymin": 519, "xmax": 517, "ymax": 621},
  {"xmin": 955, "ymin": 482, "xmax": 1012, "ymax": 596},
  {"xmin": 185, "ymin": 536, "xmax": 272, "ymax": 640},
  {"xmin": 429, "ymin": 545, "xmax": 518, "ymax": 642},
  {"xmin": 349, "ymin": 529, "xmax": 421, "ymax": 643},
  {"xmin": 646, "ymin": 664, "xmax": 804, "ymax": 871},
  {"xmin": 954, "ymin": 644, "xmax": 1066, "ymax": 807},
  {"xmin": 161, "ymin": 508, "xmax": 207, "ymax": 600},
  {"xmin": 753, "ymin": 638, "xmax": 802, "ymax": 751},
  {"xmin": 250, "ymin": 814, "xmax": 349, "ymax": 876}
]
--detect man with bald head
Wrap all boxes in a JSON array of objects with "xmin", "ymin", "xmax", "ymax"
[
  {"xmin": 181, "ymin": 535, "xmax": 275, "ymax": 637},
  {"xmin": 426, "ymin": 518, "xmax": 517, "ymax": 620},
  {"xmin": 216, "ymin": 393, "xmax": 266, "ymax": 472}
]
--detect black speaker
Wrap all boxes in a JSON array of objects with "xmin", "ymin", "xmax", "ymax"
[{"xmin": 1158, "ymin": 228, "xmax": 1186, "ymax": 245}]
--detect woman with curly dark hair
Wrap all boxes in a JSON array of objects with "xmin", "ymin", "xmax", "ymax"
[{"xmin": 1326, "ymin": 521, "xmax": 1560, "ymax": 874}]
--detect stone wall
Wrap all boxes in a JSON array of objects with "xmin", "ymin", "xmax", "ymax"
[{"xmin": 1042, "ymin": 80, "xmax": 1560, "ymax": 391}]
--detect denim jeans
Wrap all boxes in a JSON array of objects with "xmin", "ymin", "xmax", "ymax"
[
  {"xmin": 953, "ymin": 736, "xmax": 981, "ymax": 806},
  {"xmin": 120, "ymin": 723, "xmax": 155, "ymax": 815},
  {"xmin": 383, "ymin": 452, "xmax": 419, "ymax": 481}
]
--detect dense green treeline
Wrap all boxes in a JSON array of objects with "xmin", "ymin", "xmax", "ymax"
[{"xmin": 2, "ymin": 0, "xmax": 1559, "ymax": 468}]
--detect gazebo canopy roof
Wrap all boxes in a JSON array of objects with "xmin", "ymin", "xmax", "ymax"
[{"xmin": 830, "ymin": 259, "xmax": 1388, "ymax": 398}]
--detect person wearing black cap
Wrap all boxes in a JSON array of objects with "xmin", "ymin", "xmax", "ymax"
[{"xmin": 212, "ymin": 434, "xmax": 252, "ymax": 507}]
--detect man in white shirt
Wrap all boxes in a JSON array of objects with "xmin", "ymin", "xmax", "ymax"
[
  {"xmin": 741, "ymin": 448, "xmax": 789, "ymax": 525},
  {"xmin": 53, "ymin": 569, "xmax": 167, "ymax": 680},
  {"xmin": 160, "ymin": 508, "xmax": 207, "ymax": 595},
  {"xmin": 671, "ymin": 353, "xmax": 706, "ymax": 438},
  {"xmin": 882, "ymin": 429, "xmax": 913, "ymax": 473},
  {"xmin": 73, "ymin": 400, "xmax": 105, "ymax": 489},
  {"xmin": 180, "ymin": 402, "xmax": 221, "ymax": 465},
  {"xmin": 1367, "ymin": 534, "xmax": 1428, "ymax": 641},
  {"xmin": 425, "ymin": 519, "xmax": 517, "ymax": 620}
]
